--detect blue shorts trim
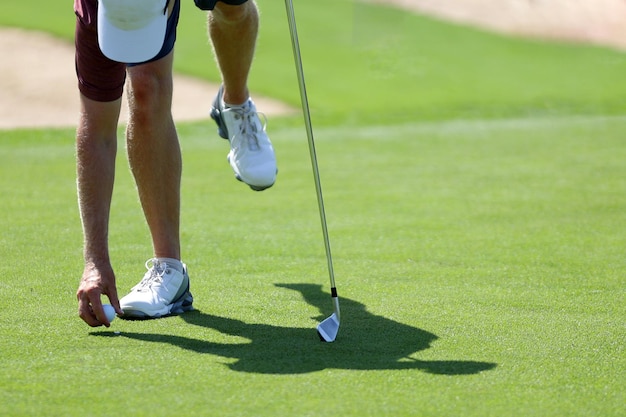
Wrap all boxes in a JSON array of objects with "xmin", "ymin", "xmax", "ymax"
[
  {"xmin": 194, "ymin": 0, "xmax": 248, "ymax": 11},
  {"xmin": 129, "ymin": 0, "xmax": 181, "ymax": 67}
]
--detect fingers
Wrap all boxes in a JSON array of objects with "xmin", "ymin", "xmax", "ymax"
[
  {"xmin": 77, "ymin": 262, "xmax": 117, "ymax": 327},
  {"xmin": 78, "ymin": 291, "xmax": 108, "ymax": 327},
  {"xmin": 78, "ymin": 289, "xmax": 113, "ymax": 327},
  {"xmin": 92, "ymin": 298, "xmax": 112, "ymax": 327},
  {"xmin": 106, "ymin": 287, "xmax": 124, "ymax": 316}
]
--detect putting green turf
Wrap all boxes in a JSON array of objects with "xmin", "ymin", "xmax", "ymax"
[
  {"xmin": 1, "ymin": 0, "xmax": 625, "ymax": 415},
  {"xmin": 1, "ymin": 115, "xmax": 624, "ymax": 416}
]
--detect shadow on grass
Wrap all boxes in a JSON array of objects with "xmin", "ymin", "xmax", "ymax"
[{"xmin": 94, "ymin": 283, "xmax": 496, "ymax": 375}]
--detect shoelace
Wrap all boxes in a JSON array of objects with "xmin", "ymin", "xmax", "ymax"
[
  {"xmin": 135, "ymin": 258, "xmax": 169, "ymax": 291},
  {"xmin": 225, "ymin": 104, "xmax": 267, "ymax": 151}
]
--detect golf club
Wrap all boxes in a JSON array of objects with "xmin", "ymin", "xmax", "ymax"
[{"xmin": 284, "ymin": 0, "xmax": 340, "ymax": 342}]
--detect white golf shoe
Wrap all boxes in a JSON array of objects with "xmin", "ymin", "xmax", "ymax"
[
  {"xmin": 210, "ymin": 86, "xmax": 277, "ymax": 191},
  {"xmin": 120, "ymin": 258, "xmax": 194, "ymax": 318}
]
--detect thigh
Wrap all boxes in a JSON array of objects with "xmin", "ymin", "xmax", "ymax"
[
  {"xmin": 78, "ymin": 93, "xmax": 123, "ymax": 140},
  {"xmin": 74, "ymin": 7, "xmax": 126, "ymax": 102}
]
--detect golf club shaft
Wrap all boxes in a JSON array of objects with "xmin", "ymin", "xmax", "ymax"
[{"xmin": 284, "ymin": 0, "xmax": 338, "ymax": 309}]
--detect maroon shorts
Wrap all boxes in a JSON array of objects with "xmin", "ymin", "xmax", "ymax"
[{"xmin": 74, "ymin": 0, "xmax": 180, "ymax": 102}]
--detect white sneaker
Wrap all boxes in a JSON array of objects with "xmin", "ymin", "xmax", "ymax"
[
  {"xmin": 120, "ymin": 258, "xmax": 194, "ymax": 318},
  {"xmin": 210, "ymin": 86, "xmax": 277, "ymax": 191}
]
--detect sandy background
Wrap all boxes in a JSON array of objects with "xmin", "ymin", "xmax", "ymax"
[
  {"xmin": 373, "ymin": 0, "xmax": 626, "ymax": 49},
  {"xmin": 1, "ymin": 0, "xmax": 625, "ymax": 130},
  {"xmin": 0, "ymin": 27, "xmax": 294, "ymax": 130}
]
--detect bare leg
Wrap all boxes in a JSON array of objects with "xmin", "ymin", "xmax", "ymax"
[
  {"xmin": 75, "ymin": 94, "xmax": 122, "ymax": 326},
  {"xmin": 126, "ymin": 51, "xmax": 181, "ymax": 261},
  {"xmin": 209, "ymin": 1, "xmax": 259, "ymax": 105}
]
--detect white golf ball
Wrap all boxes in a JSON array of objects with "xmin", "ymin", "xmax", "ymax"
[{"xmin": 103, "ymin": 304, "xmax": 116, "ymax": 323}]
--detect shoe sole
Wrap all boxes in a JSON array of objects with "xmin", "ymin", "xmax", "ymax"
[
  {"xmin": 226, "ymin": 153, "xmax": 275, "ymax": 192},
  {"xmin": 210, "ymin": 105, "xmax": 230, "ymax": 141},
  {"xmin": 121, "ymin": 291, "xmax": 194, "ymax": 320}
]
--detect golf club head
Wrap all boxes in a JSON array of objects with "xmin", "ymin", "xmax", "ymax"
[{"xmin": 317, "ymin": 313, "xmax": 340, "ymax": 342}]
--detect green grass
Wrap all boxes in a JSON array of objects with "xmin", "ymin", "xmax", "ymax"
[
  {"xmin": 1, "ymin": 0, "xmax": 625, "ymax": 415},
  {"xmin": 1, "ymin": 116, "xmax": 624, "ymax": 416}
]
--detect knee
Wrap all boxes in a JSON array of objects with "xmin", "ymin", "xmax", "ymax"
[
  {"xmin": 129, "ymin": 72, "xmax": 162, "ymax": 103},
  {"xmin": 128, "ymin": 74, "xmax": 172, "ymax": 121},
  {"xmin": 212, "ymin": 1, "xmax": 257, "ymax": 24}
]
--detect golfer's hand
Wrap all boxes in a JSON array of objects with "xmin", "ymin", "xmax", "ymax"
[{"xmin": 76, "ymin": 262, "xmax": 122, "ymax": 327}]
